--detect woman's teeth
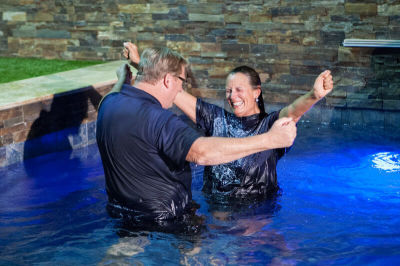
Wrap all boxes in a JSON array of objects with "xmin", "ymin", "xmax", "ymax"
[{"xmin": 233, "ymin": 101, "xmax": 243, "ymax": 107}]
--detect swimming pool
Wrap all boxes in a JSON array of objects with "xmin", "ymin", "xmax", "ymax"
[{"xmin": 1, "ymin": 125, "xmax": 399, "ymax": 265}]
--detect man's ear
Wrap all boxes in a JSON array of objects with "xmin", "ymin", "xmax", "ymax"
[{"xmin": 163, "ymin": 73, "xmax": 173, "ymax": 90}]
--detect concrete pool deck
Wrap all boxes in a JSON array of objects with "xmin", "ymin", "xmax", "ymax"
[{"xmin": 0, "ymin": 60, "xmax": 126, "ymax": 109}]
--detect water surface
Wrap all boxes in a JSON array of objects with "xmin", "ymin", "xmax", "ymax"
[{"xmin": 1, "ymin": 126, "xmax": 399, "ymax": 265}]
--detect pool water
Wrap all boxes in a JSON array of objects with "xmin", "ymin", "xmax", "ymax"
[{"xmin": 1, "ymin": 126, "xmax": 400, "ymax": 265}]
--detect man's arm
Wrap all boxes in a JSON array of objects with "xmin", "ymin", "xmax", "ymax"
[
  {"xmin": 186, "ymin": 117, "xmax": 296, "ymax": 165},
  {"xmin": 279, "ymin": 70, "xmax": 333, "ymax": 122}
]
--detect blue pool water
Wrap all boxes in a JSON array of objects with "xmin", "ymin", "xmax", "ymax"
[{"xmin": 1, "ymin": 126, "xmax": 400, "ymax": 265}]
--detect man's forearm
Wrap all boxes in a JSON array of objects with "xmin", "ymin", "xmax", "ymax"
[
  {"xmin": 187, "ymin": 121, "xmax": 295, "ymax": 166},
  {"xmin": 187, "ymin": 135, "xmax": 271, "ymax": 165}
]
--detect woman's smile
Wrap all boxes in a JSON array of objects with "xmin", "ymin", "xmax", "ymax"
[{"xmin": 226, "ymin": 72, "xmax": 260, "ymax": 117}]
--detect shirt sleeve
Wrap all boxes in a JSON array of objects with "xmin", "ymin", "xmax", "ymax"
[
  {"xmin": 196, "ymin": 98, "xmax": 222, "ymax": 136},
  {"xmin": 157, "ymin": 112, "xmax": 202, "ymax": 170},
  {"xmin": 98, "ymin": 92, "xmax": 118, "ymax": 112}
]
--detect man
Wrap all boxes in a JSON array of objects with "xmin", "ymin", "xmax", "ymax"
[{"xmin": 96, "ymin": 47, "xmax": 296, "ymax": 221}]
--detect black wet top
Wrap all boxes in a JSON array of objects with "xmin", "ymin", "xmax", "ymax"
[
  {"xmin": 96, "ymin": 85, "xmax": 201, "ymax": 220},
  {"xmin": 196, "ymin": 98, "xmax": 289, "ymax": 197}
]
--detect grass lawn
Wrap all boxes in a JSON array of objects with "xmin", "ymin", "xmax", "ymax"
[{"xmin": 0, "ymin": 57, "xmax": 105, "ymax": 84}]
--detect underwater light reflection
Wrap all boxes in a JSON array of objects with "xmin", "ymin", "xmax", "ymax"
[{"xmin": 371, "ymin": 152, "xmax": 400, "ymax": 173}]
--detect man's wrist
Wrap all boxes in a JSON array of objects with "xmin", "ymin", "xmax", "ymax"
[{"xmin": 262, "ymin": 132, "xmax": 275, "ymax": 150}]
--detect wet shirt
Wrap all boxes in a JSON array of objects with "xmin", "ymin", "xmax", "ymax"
[
  {"xmin": 196, "ymin": 98, "xmax": 289, "ymax": 198},
  {"xmin": 96, "ymin": 85, "xmax": 201, "ymax": 220}
]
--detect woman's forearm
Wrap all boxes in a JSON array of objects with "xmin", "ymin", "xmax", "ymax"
[
  {"xmin": 280, "ymin": 70, "xmax": 333, "ymax": 122},
  {"xmin": 279, "ymin": 91, "xmax": 319, "ymax": 122}
]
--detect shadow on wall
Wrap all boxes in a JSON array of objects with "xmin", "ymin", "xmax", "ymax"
[{"xmin": 23, "ymin": 87, "xmax": 102, "ymax": 173}]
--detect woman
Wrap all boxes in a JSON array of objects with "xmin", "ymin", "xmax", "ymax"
[{"xmin": 122, "ymin": 42, "xmax": 333, "ymax": 199}]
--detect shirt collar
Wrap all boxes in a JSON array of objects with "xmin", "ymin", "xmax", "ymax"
[{"xmin": 121, "ymin": 84, "xmax": 161, "ymax": 107}]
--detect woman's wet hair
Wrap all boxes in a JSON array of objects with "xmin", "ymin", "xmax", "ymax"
[
  {"xmin": 228, "ymin": 65, "xmax": 266, "ymax": 115},
  {"xmin": 136, "ymin": 47, "xmax": 187, "ymax": 84}
]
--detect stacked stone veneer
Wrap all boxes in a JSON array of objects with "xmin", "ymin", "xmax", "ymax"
[
  {"xmin": 0, "ymin": 1, "xmax": 400, "ymax": 165},
  {"xmin": 1, "ymin": 1, "xmax": 399, "ymax": 110}
]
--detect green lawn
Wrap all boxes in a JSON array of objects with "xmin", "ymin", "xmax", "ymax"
[{"xmin": 0, "ymin": 57, "xmax": 105, "ymax": 84}]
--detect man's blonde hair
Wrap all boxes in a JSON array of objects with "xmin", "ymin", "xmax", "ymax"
[{"xmin": 136, "ymin": 47, "xmax": 187, "ymax": 84}]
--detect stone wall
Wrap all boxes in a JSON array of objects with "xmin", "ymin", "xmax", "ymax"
[{"xmin": 1, "ymin": 1, "xmax": 399, "ymax": 115}]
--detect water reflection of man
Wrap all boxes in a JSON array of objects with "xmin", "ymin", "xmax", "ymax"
[{"xmin": 96, "ymin": 47, "xmax": 297, "ymax": 223}]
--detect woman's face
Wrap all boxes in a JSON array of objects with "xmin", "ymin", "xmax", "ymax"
[{"xmin": 225, "ymin": 72, "xmax": 261, "ymax": 117}]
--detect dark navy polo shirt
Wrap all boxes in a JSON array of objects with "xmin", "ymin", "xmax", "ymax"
[{"xmin": 96, "ymin": 84, "xmax": 201, "ymax": 220}]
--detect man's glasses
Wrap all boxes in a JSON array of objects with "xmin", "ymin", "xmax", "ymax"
[{"xmin": 175, "ymin": 75, "xmax": 189, "ymax": 90}]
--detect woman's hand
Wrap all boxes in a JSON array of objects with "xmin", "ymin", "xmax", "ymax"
[
  {"xmin": 312, "ymin": 70, "xmax": 333, "ymax": 100},
  {"xmin": 123, "ymin": 42, "xmax": 140, "ymax": 66}
]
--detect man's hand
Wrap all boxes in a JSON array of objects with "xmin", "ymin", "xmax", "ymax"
[
  {"xmin": 266, "ymin": 117, "xmax": 297, "ymax": 148},
  {"xmin": 312, "ymin": 70, "xmax": 333, "ymax": 100},
  {"xmin": 123, "ymin": 42, "xmax": 140, "ymax": 65}
]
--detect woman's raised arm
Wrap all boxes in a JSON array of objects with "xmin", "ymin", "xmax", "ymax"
[{"xmin": 174, "ymin": 91, "xmax": 197, "ymax": 123}]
